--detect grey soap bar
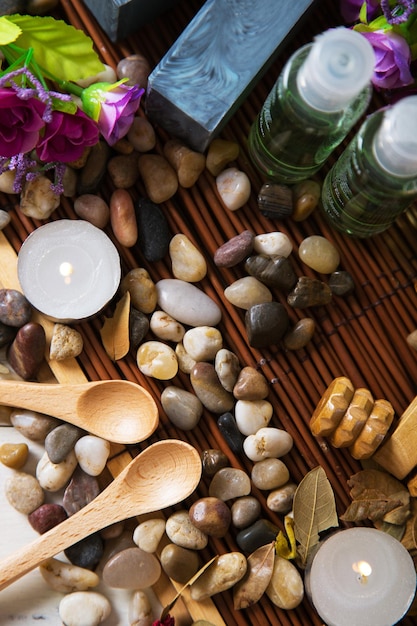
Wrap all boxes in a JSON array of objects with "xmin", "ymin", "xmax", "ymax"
[
  {"xmin": 83, "ymin": 0, "xmax": 179, "ymax": 42},
  {"xmin": 146, "ymin": 0, "xmax": 317, "ymax": 152}
]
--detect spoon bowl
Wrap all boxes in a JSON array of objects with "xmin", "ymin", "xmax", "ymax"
[
  {"xmin": 0, "ymin": 379, "xmax": 158, "ymax": 444},
  {"xmin": 0, "ymin": 439, "xmax": 202, "ymax": 590}
]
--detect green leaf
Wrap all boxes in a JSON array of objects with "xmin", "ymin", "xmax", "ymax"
[
  {"xmin": 0, "ymin": 16, "xmax": 21, "ymax": 45},
  {"xmin": 293, "ymin": 466, "xmax": 339, "ymax": 565},
  {"xmin": 7, "ymin": 14, "xmax": 104, "ymax": 81}
]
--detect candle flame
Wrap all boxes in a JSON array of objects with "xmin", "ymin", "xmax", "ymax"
[
  {"xmin": 59, "ymin": 261, "xmax": 73, "ymax": 285},
  {"xmin": 352, "ymin": 560, "xmax": 372, "ymax": 584}
]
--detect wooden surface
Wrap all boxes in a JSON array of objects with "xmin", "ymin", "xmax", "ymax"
[{"xmin": 1, "ymin": 0, "xmax": 417, "ymax": 624}]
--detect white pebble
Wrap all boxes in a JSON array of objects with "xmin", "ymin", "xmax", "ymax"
[
  {"xmin": 59, "ymin": 591, "xmax": 111, "ymax": 626},
  {"xmin": 216, "ymin": 167, "xmax": 251, "ymax": 211},
  {"xmin": 253, "ymin": 232, "xmax": 293, "ymax": 257},
  {"xmin": 137, "ymin": 340, "xmax": 178, "ymax": 380},
  {"xmin": 156, "ymin": 278, "xmax": 222, "ymax": 327},
  {"xmin": 150, "ymin": 310, "xmax": 185, "ymax": 342},
  {"xmin": 74, "ymin": 436, "xmax": 111, "ymax": 476},
  {"xmin": 182, "ymin": 326, "xmax": 223, "ymax": 361},
  {"xmin": 128, "ymin": 590, "xmax": 153, "ymax": 626},
  {"xmin": 36, "ymin": 449, "xmax": 77, "ymax": 492},
  {"xmin": 175, "ymin": 342, "xmax": 196, "ymax": 374},
  {"xmin": 133, "ymin": 518, "xmax": 166, "ymax": 553},
  {"xmin": 235, "ymin": 399, "xmax": 273, "ymax": 436},
  {"xmin": 243, "ymin": 427, "xmax": 293, "ymax": 462},
  {"xmin": 40, "ymin": 557, "xmax": 100, "ymax": 593}
]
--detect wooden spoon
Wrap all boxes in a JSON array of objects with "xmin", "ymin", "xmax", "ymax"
[
  {"xmin": 0, "ymin": 439, "xmax": 202, "ymax": 590},
  {"xmin": 0, "ymin": 379, "xmax": 158, "ymax": 444}
]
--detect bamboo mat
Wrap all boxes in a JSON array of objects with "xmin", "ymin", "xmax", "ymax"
[{"xmin": 1, "ymin": 0, "xmax": 417, "ymax": 624}]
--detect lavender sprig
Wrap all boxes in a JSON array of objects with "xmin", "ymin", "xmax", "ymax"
[{"xmin": 380, "ymin": 0, "xmax": 416, "ymax": 24}]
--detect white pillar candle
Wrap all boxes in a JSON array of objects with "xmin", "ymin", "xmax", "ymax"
[
  {"xmin": 17, "ymin": 220, "xmax": 121, "ymax": 323},
  {"xmin": 306, "ymin": 527, "xmax": 416, "ymax": 626}
]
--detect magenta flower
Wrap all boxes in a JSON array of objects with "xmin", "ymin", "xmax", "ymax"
[
  {"xmin": 0, "ymin": 88, "xmax": 46, "ymax": 158},
  {"xmin": 81, "ymin": 81, "xmax": 144, "ymax": 145},
  {"xmin": 340, "ymin": 0, "xmax": 380, "ymax": 22},
  {"xmin": 36, "ymin": 108, "xmax": 99, "ymax": 163},
  {"xmin": 361, "ymin": 30, "xmax": 413, "ymax": 89}
]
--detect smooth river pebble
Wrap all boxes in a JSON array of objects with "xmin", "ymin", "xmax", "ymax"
[
  {"xmin": 253, "ymin": 232, "xmax": 292, "ymax": 257},
  {"xmin": 266, "ymin": 556, "xmax": 304, "ymax": 609},
  {"xmin": 190, "ymin": 552, "xmax": 247, "ymax": 600},
  {"xmin": 40, "ymin": 557, "xmax": 100, "ymax": 593},
  {"xmin": 189, "ymin": 496, "xmax": 231, "ymax": 538},
  {"xmin": 45, "ymin": 423, "xmax": 82, "ymax": 464},
  {"xmin": 136, "ymin": 340, "xmax": 178, "ymax": 380},
  {"xmin": 58, "ymin": 591, "xmax": 111, "ymax": 626},
  {"xmin": 190, "ymin": 362, "xmax": 235, "ymax": 413},
  {"xmin": 165, "ymin": 510, "xmax": 208, "ymax": 550},
  {"xmin": 156, "ymin": 278, "xmax": 222, "ymax": 326},
  {"xmin": 216, "ymin": 167, "xmax": 251, "ymax": 211},
  {"xmin": 245, "ymin": 302, "xmax": 289, "ymax": 348},
  {"xmin": 214, "ymin": 230, "xmax": 254, "ymax": 268},
  {"xmin": 160, "ymin": 543, "xmax": 201, "ymax": 584},
  {"xmin": 161, "ymin": 385, "xmax": 203, "ymax": 430},
  {"xmin": 183, "ymin": 326, "xmax": 223, "ymax": 361},
  {"xmin": 169, "ymin": 233, "xmax": 207, "ymax": 282},
  {"xmin": 224, "ymin": 276, "xmax": 272, "ymax": 310},
  {"xmin": 5, "ymin": 471, "xmax": 44, "ymax": 514},
  {"xmin": 251, "ymin": 458, "xmax": 290, "ymax": 490},
  {"xmin": 243, "ymin": 427, "xmax": 293, "ymax": 462},
  {"xmin": 133, "ymin": 518, "xmax": 166, "ymax": 553},
  {"xmin": 298, "ymin": 235, "xmax": 340, "ymax": 273},
  {"xmin": 74, "ymin": 436, "xmax": 111, "ymax": 476},
  {"xmin": 233, "ymin": 366, "xmax": 269, "ymax": 401},
  {"xmin": 128, "ymin": 590, "xmax": 153, "ymax": 626},
  {"xmin": 36, "ymin": 449, "xmax": 78, "ymax": 492},
  {"xmin": 209, "ymin": 467, "xmax": 251, "ymax": 501},
  {"xmin": 214, "ymin": 348, "xmax": 241, "ymax": 392},
  {"xmin": 235, "ymin": 399, "xmax": 273, "ymax": 436},
  {"xmin": 102, "ymin": 546, "xmax": 161, "ymax": 589},
  {"xmin": 150, "ymin": 310, "xmax": 185, "ymax": 342}
]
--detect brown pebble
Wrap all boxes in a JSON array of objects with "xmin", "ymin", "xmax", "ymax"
[
  {"xmin": 137, "ymin": 154, "xmax": 178, "ymax": 203},
  {"xmin": 0, "ymin": 288, "xmax": 32, "ymax": 328},
  {"xmin": 163, "ymin": 139, "xmax": 206, "ymax": 188},
  {"xmin": 127, "ymin": 116, "xmax": 156, "ymax": 152},
  {"xmin": 160, "ymin": 543, "xmax": 201, "ymax": 584},
  {"xmin": 206, "ymin": 139, "xmax": 239, "ymax": 176},
  {"xmin": 0, "ymin": 442, "xmax": 29, "ymax": 469},
  {"xmin": 291, "ymin": 179, "xmax": 321, "ymax": 221},
  {"xmin": 73, "ymin": 194, "xmax": 110, "ymax": 228},
  {"xmin": 201, "ymin": 449, "xmax": 229, "ymax": 478},
  {"xmin": 77, "ymin": 141, "xmax": 111, "ymax": 195},
  {"xmin": 107, "ymin": 153, "xmax": 140, "ymax": 189},
  {"xmin": 117, "ymin": 54, "xmax": 151, "ymax": 88},
  {"xmin": 189, "ymin": 497, "xmax": 231, "ymax": 538},
  {"xmin": 110, "ymin": 189, "xmax": 138, "ymax": 247},
  {"xmin": 283, "ymin": 318, "xmax": 315, "ymax": 350},
  {"xmin": 233, "ymin": 366, "xmax": 269, "ymax": 401},
  {"xmin": 8, "ymin": 322, "xmax": 46, "ymax": 380}
]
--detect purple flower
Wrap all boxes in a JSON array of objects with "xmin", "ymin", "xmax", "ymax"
[
  {"xmin": 0, "ymin": 88, "xmax": 46, "ymax": 158},
  {"xmin": 361, "ymin": 30, "xmax": 413, "ymax": 89},
  {"xmin": 81, "ymin": 81, "xmax": 144, "ymax": 145},
  {"xmin": 340, "ymin": 0, "xmax": 380, "ymax": 22},
  {"xmin": 36, "ymin": 109, "xmax": 99, "ymax": 163}
]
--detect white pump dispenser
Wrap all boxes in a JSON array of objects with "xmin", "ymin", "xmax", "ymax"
[
  {"xmin": 373, "ymin": 96, "xmax": 417, "ymax": 176},
  {"xmin": 297, "ymin": 28, "xmax": 375, "ymax": 112}
]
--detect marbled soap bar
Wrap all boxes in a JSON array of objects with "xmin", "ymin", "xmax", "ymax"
[
  {"xmin": 83, "ymin": 0, "xmax": 179, "ymax": 42},
  {"xmin": 146, "ymin": 0, "xmax": 316, "ymax": 151}
]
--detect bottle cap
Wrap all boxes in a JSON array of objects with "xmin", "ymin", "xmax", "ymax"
[
  {"xmin": 297, "ymin": 27, "xmax": 375, "ymax": 112},
  {"xmin": 373, "ymin": 96, "xmax": 417, "ymax": 177}
]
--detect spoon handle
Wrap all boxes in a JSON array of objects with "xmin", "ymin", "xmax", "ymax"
[
  {"xmin": 0, "ymin": 490, "xmax": 118, "ymax": 591},
  {"xmin": 0, "ymin": 380, "xmax": 79, "ymax": 420}
]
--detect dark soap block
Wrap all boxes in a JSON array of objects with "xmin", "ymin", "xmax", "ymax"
[
  {"xmin": 146, "ymin": 0, "xmax": 317, "ymax": 151},
  {"xmin": 83, "ymin": 0, "xmax": 179, "ymax": 42}
]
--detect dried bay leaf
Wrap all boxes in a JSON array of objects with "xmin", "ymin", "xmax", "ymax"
[
  {"xmin": 293, "ymin": 466, "xmax": 338, "ymax": 565},
  {"xmin": 341, "ymin": 469, "xmax": 410, "ymax": 526},
  {"xmin": 100, "ymin": 291, "xmax": 130, "ymax": 360},
  {"xmin": 401, "ymin": 499, "xmax": 417, "ymax": 552},
  {"xmin": 233, "ymin": 542, "xmax": 275, "ymax": 610}
]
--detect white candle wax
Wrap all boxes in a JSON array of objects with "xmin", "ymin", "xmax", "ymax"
[
  {"xmin": 17, "ymin": 220, "xmax": 121, "ymax": 323},
  {"xmin": 307, "ymin": 527, "xmax": 416, "ymax": 626}
]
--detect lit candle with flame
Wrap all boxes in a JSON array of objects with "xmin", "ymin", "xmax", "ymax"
[
  {"xmin": 306, "ymin": 527, "xmax": 416, "ymax": 626},
  {"xmin": 17, "ymin": 220, "xmax": 121, "ymax": 323}
]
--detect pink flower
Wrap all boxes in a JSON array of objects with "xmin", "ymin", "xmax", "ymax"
[
  {"xmin": 0, "ymin": 88, "xmax": 46, "ymax": 158},
  {"xmin": 361, "ymin": 30, "xmax": 413, "ymax": 89},
  {"xmin": 81, "ymin": 81, "xmax": 144, "ymax": 145},
  {"xmin": 36, "ymin": 108, "xmax": 99, "ymax": 163}
]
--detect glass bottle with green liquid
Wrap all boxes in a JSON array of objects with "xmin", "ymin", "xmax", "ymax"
[
  {"xmin": 321, "ymin": 96, "xmax": 417, "ymax": 238},
  {"xmin": 248, "ymin": 27, "xmax": 375, "ymax": 184}
]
